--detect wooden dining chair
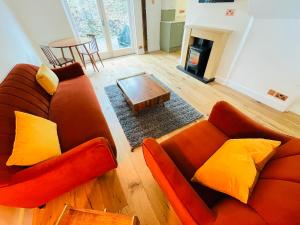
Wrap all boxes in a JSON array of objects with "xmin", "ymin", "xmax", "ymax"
[
  {"xmin": 79, "ymin": 34, "xmax": 104, "ymax": 68},
  {"xmin": 40, "ymin": 45, "xmax": 75, "ymax": 68}
]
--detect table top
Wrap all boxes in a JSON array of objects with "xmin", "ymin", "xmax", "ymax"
[
  {"xmin": 117, "ymin": 73, "xmax": 170, "ymax": 105},
  {"xmin": 49, "ymin": 37, "xmax": 92, "ymax": 48},
  {"xmin": 56, "ymin": 205, "xmax": 139, "ymax": 225}
]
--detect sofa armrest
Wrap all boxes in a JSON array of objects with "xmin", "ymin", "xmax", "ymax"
[
  {"xmin": 52, "ymin": 62, "xmax": 85, "ymax": 81},
  {"xmin": 143, "ymin": 138, "xmax": 215, "ymax": 225},
  {"xmin": 208, "ymin": 101, "xmax": 291, "ymax": 144},
  {"xmin": 0, "ymin": 138, "xmax": 117, "ymax": 208}
]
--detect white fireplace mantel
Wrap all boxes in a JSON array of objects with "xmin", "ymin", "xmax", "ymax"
[{"xmin": 180, "ymin": 25, "xmax": 232, "ymax": 82}]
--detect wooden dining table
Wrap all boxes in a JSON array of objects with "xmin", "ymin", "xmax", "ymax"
[{"xmin": 49, "ymin": 37, "xmax": 99, "ymax": 72}]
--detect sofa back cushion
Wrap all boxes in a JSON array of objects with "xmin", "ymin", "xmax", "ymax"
[
  {"xmin": 49, "ymin": 75, "xmax": 116, "ymax": 155},
  {"xmin": 0, "ymin": 64, "xmax": 51, "ymax": 157},
  {"xmin": 161, "ymin": 120, "xmax": 228, "ymax": 207}
]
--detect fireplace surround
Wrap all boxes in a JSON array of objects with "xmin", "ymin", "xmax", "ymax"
[{"xmin": 178, "ymin": 25, "xmax": 232, "ymax": 83}]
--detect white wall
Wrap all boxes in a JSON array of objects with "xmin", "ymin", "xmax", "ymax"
[
  {"xmin": 185, "ymin": 0, "xmax": 251, "ymax": 78},
  {"xmin": 249, "ymin": 0, "xmax": 300, "ymax": 19},
  {"xmin": 175, "ymin": 0, "xmax": 187, "ymax": 21},
  {"xmin": 228, "ymin": 19, "xmax": 300, "ymax": 111},
  {"xmin": 0, "ymin": 0, "xmax": 40, "ymax": 81},
  {"xmin": 5, "ymin": 0, "xmax": 73, "ymax": 45},
  {"xmin": 4, "ymin": 0, "xmax": 74, "ymax": 62},
  {"xmin": 161, "ymin": 0, "xmax": 176, "ymax": 10},
  {"xmin": 224, "ymin": 0, "xmax": 300, "ymax": 112},
  {"xmin": 146, "ymin": 0, "xmax": 162, "ymax": 52},
  {"xmin": 289, "ymin": 100, "xmax": 300, "ymax": 115}
]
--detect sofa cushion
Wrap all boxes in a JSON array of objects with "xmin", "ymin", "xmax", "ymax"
[
  {"xmin": 0, "ymin": 155, "xmax": 22, "ymax": 187},
  {"xmin": 213, "ymin": 199, "xmax": 266, "ymax": 225},
  {"xmin": 161, "ymin": 120, "xmax": 228, "ymax": 207},
  {"xmin": 248, "ymin": 179, "xmax": 300, "ymax": 225},
  {"xmin": 213, "ymin": 173, "xmax": 300, "ymax": 225},
  {"xmin": 259, "ymin": 138, "xmax": 300, "ymax": 183},
  {"xmin": 261, "ymin": 155, "xmax": 300, "ymax": 182},
  {"xmin": 272, "ymin": 138, "xmax": 300, "ymax": 159},
  {"xmin": 49, "ymin": 75, "xmax": 116, "ymax": 154},
  {"xmin": 0, "ymin": 64, "xmax": 50, "ymax": 158},
  {"xmin": 161, "ymin": 120, "xmax": 228, "ymax": 179}
]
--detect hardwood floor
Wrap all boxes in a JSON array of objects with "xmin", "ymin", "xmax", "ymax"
[{"xmin": 32, "ymin": 51, "xmax": 300, "ymax": 225}]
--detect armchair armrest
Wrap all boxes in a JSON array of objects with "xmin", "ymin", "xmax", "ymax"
[
  {"xmin": 208, "ymin": 101, "xmax": 291, "ymax": 144},
  {"xmin": 143, "ymin": 138, "xmax": 215, "ymax": 225},
  {"xmin": 52, "ymin": 62, "xmax": 85, "ymax": 81},
  {"xmin": 0, "ymin": 137, "xmax": 117, "ymax": 208}
]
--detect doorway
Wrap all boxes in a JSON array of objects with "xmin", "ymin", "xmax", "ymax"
[{"xmin": 63, "ymin": 0, "xmax": 135, "ymax": 59}]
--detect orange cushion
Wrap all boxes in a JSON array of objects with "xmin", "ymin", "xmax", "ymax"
[
  {"xmin": 192, "ymin": 139, "xmax": 281, "ymax": 203},
  {"xmin": 6, "ymin": 111, "xmax": 61, "ymax": 166}
]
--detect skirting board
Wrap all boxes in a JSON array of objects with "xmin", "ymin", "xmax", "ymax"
[{"xmin": 215, "ymin": 76, "xmax": 289, "ymax": 112}]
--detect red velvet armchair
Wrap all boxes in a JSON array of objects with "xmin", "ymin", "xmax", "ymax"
[
  {"xmin": 143, "ymin": 101, "xmax": 300, "ymax": 225},
  {"xmin": 0, "ymin": 63, "xmax": 117, "ymax": 208}
]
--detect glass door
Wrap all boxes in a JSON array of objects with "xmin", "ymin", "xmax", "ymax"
[
  {"xmin": 102, "ymin": 0, "xmax": 133, "ymax": 51},
  {"xmin": 63, "ymin": 0, "xmax": 135, "ymax": 59}
]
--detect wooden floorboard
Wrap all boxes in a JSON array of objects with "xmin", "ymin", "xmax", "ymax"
[{"xmin": 33, "ymin": 51, "xmax": 300, "ymax": 225}]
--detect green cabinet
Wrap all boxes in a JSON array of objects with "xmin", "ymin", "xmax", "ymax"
[{"xmin": 160, "ymin": 21, "xmax": 185, "ymax": 52}]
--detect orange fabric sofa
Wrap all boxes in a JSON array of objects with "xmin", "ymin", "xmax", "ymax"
[
  {"xmin": 0, "ymin": 63, "xmax": 117, "ymax": 208},
  {"xmin": 143, "ymin": 101, "xmax": 300, "ymax": 225}
]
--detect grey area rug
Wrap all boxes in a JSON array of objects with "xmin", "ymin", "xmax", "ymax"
[{"xmin": 105, "ymin": 76, "xmax": 203, "ymax": 148}]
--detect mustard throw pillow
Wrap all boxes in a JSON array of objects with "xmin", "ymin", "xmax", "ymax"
[
  {"xmin": 36, "ymin": 64, "xmax": 59, "ymax": 95},
  {"xmin": 6, "ymin": 111, "xmax": 61, "ymax": 166},
  {"xmin": 235, "ymin": 139, "xmax": 281, "ymax": 171},
  {"xmin": 192, "ymin": 139, "xmax": 281, "ymax": 204}
]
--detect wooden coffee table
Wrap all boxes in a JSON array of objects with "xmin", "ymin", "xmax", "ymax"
[
  {"xmin": 55, "ymin": 205, "xmax": 139, "ymax": 225},
  {"xmin": 117, "ymin": 73, "xmax": 170, "ymax": 113}
]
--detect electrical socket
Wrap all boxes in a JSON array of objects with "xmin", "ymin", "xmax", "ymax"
[
  {"xmin": 225, "ymin": 9, "xmax": 235, "ymax": 16},
  {"xmin": 267, "ymin": 89, "xmax": 276, "ymax": 96},
  {"xmin": 275, "ymin": 92, "xmax": 288, "ymax": 101},
  {"xmin": 267, "ymin": 89, "xmax": 288, "ymax": 101}
]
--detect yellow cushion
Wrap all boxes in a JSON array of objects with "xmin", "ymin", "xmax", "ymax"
[
  {"xmin": 36, "ymin": 64, "xmax": 59, "ymax": 95},
  {"xmin": 236, "ymin": 139, "xmax": 281, "ymax": 171},
  {"xmin": 192, "ymin": 138, "xmax": 281, "ymax": 203},
  {"xmin": 6, "ymin": 111, "xmax": 61, "ymax": 166}
]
